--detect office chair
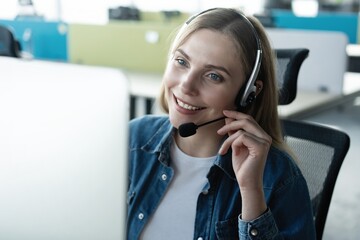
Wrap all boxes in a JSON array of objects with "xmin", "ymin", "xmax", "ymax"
[
  {"xmin": 275, "ymin": 48, "xmax": 351, "ymax": 239},
  {"xmin": 274, "ymin": 48, "xmax": 309, "ymax": 105},
  {"xmin": 0, "ymin": 25, "xmax": 22, "ymax": 58},
  {"xmin": 282, "ymin": 119, "xmax": 350, "ymax": 240}
]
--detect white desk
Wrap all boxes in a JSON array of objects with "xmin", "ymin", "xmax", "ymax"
[
  {"xmin": 125, "ymin": 71, "xmax": 162, "ymax": 118},
  {"xmin": 278, "ymin": 72, "xmax": 360, "ymax": 119},
  {"xmin": 347, "ymin": 44, "xmax": 360, "ymax": 73},
  {"xmin": 347, "ymin": 44, "xmax": 360, "ymax": 57},
  {"xmin": 127, "ymin": 71, "xmax": 162, "ymax": 98}
]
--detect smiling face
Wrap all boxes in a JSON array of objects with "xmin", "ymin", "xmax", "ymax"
[{"xmin": 163, "ymin": 29, "xmax": 245, "ymax": 131}]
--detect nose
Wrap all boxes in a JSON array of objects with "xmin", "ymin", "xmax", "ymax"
[{"xmin": 180, "ymin": 70, "xmax": 200, "ymax": 96}]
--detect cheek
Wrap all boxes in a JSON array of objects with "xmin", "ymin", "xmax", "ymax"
[
  {"xmin": 163, "ymin": 64, "xmax": 177, "ymax": 89},
  {"xmin": 226, "ymin": 81, "xmax": 246, "ymax": 110},
  {"xmin": 162, "ymin": 67, "xmax": 177, "ymax": 106},
  {"xmin": 208, "ymin": 88, "xmax": 239, "ymax": 111}
]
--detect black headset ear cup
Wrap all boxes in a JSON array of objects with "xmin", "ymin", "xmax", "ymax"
[
  {"xmin": 246, "ymin": 91, "xmax": 256, "ymax": 105},
  {"xmin": 235, "ymin": 83, "xmax": 256, "ymax": 109}
]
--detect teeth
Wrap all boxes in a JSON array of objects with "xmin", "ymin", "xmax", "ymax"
[{"xmin": 177, "ymin": 99, "xmax": 202, "ymax": 111}]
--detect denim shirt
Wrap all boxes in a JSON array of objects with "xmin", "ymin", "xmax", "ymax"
[{"xmin": 128, "ymin": 115, "xmax": 316, "ymax": 240}]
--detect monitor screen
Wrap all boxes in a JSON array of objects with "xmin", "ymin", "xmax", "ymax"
[{"xmin": 0, "ymin": 57, "xmax": 129, "ymax": 240}]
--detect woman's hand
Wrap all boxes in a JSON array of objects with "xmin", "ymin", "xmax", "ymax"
[{"xmin": 217, "ymin": 110, "xmax": 272, "ymax": 220}]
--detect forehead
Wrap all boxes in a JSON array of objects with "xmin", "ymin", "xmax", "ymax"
[{"xmin": 178, "ymin": 29, "xmax": 240, "ymax": 63}]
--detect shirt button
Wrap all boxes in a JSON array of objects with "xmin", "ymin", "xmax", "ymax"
[
  {"xmin": 197, "ymin": 237, "xmax": 204, "ymax": 240},
  {"xmin": 138, "ymin": 213, "xmax": 144, "ymax": 220},
  {"xmin": 161, "ymin": 174, "xmax": 167, "ymax": 181},
  {"xmin": 202, "ymin": 190, "xmax": 208, "ymax": 195},
  {"xmin": 250, "ymin": 228, "xmax": 258, "ymax": 236}
]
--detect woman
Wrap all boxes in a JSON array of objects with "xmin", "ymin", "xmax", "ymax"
[{"xmin": 128, "ymin": 8, "xmax": 316, "ymax": 239}]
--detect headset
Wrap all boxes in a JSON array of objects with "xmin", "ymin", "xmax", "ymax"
[{"xmin": 185, "ymin": 8, "xmax": 263, "ymax": 109}]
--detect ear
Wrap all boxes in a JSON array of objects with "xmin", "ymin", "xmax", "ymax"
[{"xmin": 255, "ymin": 80, "xmax": 263, "ymax": 96}]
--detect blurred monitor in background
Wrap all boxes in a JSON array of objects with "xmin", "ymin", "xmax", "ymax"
[
  {"xmin": 264, "ymin": 0, "xmax": 292, "ymax": 10},
  {"xmin": 108, "ymin": 6, "xmax": 140, "ymax": 21}
]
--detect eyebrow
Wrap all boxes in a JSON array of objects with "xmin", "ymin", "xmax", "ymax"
[{"xmin": 176, "ymin": 48, "xmax": 232, "ymax": 77}]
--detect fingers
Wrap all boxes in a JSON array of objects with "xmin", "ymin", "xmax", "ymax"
[
  {"xmin": 218, "ymin": 129, "xmax": 245, "ymax": 155},
  {"xmin": 217, "ymin": 110, "xmax": 272, "ymax": 155},
  {"xmin": 224, "ymin": 117, "xmax": 236, "ymax": 136},
  {"xmin": 218, "ymin": 110, "xmax": 271, "ymax": 142},
  {"xmin": 218, "ymin": 128, "xmax": 271, "ymax": 155},
  {"xmin": 218, "ymin": 110, "xmax": 256, "ymax": 135}
]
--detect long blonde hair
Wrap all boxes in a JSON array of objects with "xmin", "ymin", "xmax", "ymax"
[{"xmin": 159, "ymin": 8, "xmax": 287, "ymax": 151}]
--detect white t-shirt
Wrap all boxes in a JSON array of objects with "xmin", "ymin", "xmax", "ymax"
[{"xmin": 141, "ymin": 140, "xmax": 216, "ymax": 240}]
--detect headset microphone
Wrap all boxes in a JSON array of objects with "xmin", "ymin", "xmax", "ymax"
[{"xmin": 178, "ymin": 116, "xmax": 225, "ymax": 138}]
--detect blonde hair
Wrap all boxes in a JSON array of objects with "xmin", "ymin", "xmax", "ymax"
[{"xmin": 159, "ymin": 8, "xmax": 287, "ymax": 152}]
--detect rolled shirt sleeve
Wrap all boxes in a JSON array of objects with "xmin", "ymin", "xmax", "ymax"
[{"xmin": 238, "ymin": 208, "xmax": 280, "ymax": 239}]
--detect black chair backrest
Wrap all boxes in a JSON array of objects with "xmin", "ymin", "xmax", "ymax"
[
  {"xmin": 275, "ymin": 48, "xmax": 309, "ymax": 105},
  {"xmin": 282, "ymin": 119, "xmax": 350, "ymax": 240},
  {"xmin": 0, "ymin": 25, "xmax": 21, "ymax": 58}
]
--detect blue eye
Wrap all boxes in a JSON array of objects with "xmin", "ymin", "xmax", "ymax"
[
  {"xmin": 176, "ymin": 58, "xmax": 187, "ymax": 67},
  {"xmin": 208, "ymin": 73, "xmax": 222, "ymax": 82}
]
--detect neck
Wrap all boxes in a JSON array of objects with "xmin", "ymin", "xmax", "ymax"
[{"xmin": 175, "ymin": 122, "xmax": 224, "ymax": 158}]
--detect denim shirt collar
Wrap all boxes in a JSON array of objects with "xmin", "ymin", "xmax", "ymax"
[{"xmin": 139, "ymin": 117, "xmax": 173, "ymax": 166}]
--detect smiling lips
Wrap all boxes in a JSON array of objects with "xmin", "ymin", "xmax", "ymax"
[{"xmin": 176, "ymin": 97, "xmax": 205, "ymax": 111}]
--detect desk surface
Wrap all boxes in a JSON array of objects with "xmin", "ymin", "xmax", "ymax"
[
  {"xmin": 127, "ymin": 71, "xmax": 360, "ymax": 119},
  {"xmin": 127, "ymin": 71, "xmax": 162, "ymax": 98},
  {"xmin": 347, "ymin": 44, "xmax": 360, "ymax": 57}
]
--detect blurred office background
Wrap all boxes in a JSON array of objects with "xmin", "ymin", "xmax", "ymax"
[
  {"xmin": 0, "ymin": 0, "xmax": 265, "ymax": 24},
  {"xmin": 1, "ymin": 0, "xmax": 360, "ymax": 239},
  {"xmin": 0, "ymin": 0, "xmax": 359, "ymax": 23}
]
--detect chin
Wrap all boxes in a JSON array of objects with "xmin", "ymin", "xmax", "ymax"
[{"xmin": 168, "ymin": 114, "xmax": 181, "ymax": 129}]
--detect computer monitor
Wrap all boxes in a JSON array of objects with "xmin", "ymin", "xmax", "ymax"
[
  {"xmin": 264, "ymin": 0, "xmax": 292, "ymax": 10},
  {"xmin": 0, "ymin": 57, "xmax": 129, "ymax": 240}
]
